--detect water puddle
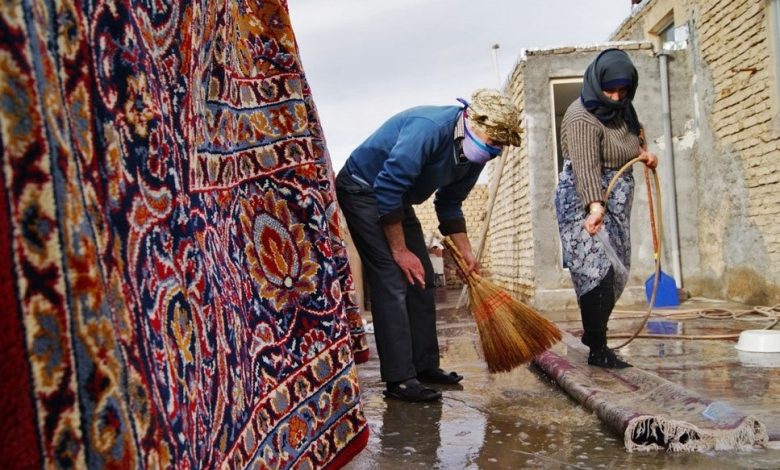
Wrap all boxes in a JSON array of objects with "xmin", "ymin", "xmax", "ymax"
[{"xmin": 346, "ymin": 303, "xmax": 780, "ymax": 469}]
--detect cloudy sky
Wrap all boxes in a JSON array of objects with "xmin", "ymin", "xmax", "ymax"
[{"xmin": 287, "ymin": 0, "xmax": 634, "ymax": 173}]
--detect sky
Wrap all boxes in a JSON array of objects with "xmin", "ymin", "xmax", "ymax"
[{"xmin": 287, "ymin": 0, "xmax": 634, "ymax": 174}]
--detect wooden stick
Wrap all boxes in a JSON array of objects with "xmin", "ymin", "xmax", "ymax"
[{"xmin": 455, "ymin": 150, "xmax": 508, "ymax": 310}]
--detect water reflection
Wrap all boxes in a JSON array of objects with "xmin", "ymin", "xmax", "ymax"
[
  {"xmin": 737, "ymin": 350, "xmax": 780, "ymax": 368},
  {"xmin": 473, "ymin": 377, "xmax": 601, "ymax": 469},
  {"xmin": 380, "ymin": 400, "xmax": 442, "ymax": 465}
]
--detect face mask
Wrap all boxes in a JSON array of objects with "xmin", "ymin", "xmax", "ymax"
[{"xmin": 462, "ymin": 124, "xmax": 502, "ymax": 164}]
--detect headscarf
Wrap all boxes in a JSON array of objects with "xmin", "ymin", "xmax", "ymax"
[
  {"xmin": 457, "ymin": 89, "xmax": 522, "ymax": 146},
  {"xmin": 580, "ymin": 48, "xmax": 641, "ymax": 135}
]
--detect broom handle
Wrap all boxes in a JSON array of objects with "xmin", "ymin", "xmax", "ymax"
[{"xmin": 454, "ymin": 148, "xmax": 508, "ymax": 310}]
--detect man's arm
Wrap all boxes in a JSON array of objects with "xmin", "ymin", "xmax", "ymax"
[
  {"xmin": 434, "ymin": 163, "xmax": 482, "ymax": 224},
  {"xmin": 375, "ymin": 118, "xmax": 446, "ymax": 285},
  {"xmin": 434, "ymin": 164, "xmax": 482, "ymax": 274}
]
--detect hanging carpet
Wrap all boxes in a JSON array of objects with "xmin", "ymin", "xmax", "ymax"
[{"xmin": 0, "ymin": 0, "xmax": 368, "ymax": 468}]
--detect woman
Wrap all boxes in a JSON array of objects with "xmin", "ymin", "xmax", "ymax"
[{"xmin": 555, "ymin": 49, "xmax": 658, "ymax": 368}]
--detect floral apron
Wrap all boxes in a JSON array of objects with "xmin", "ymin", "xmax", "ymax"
[{"xmin": 555, "ymin": 160, "xmax": 634, "ymax": 299}]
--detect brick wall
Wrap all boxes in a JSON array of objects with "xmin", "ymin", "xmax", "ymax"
[
  {"xmin": 612, "ymin": 0, "xmax": 780, "ymax": 302},
  {"xmin": 414, "ymin": 184, "xmax": 489, "ymax": 238}
]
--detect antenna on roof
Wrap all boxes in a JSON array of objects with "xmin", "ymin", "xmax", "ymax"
[{"xmin": 491, "ymin": 43, "xmax": 501, "ymax": 88}]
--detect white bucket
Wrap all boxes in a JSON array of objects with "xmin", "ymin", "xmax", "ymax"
[{"xmin": 735, "ymin": 330, "xmax": 780, "ymax": 353}]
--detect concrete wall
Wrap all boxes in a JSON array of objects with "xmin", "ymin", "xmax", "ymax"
[{"xmin": 612, "ymin": 0, "xmax": 780, "ymax": 303}]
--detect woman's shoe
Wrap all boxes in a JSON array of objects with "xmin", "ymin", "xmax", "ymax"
[{"xmin": 588, "ymin": 347, "xmax": 632, "ymax": 369}]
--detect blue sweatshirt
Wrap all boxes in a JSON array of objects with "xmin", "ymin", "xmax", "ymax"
[{"xmin": 344, "ymin": 105, "xmax": 484, "ymax": 234}]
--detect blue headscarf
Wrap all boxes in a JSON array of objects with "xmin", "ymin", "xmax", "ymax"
[{"xmin": 580, "ymin": 48, "xmax": 640, "ymax": 135}]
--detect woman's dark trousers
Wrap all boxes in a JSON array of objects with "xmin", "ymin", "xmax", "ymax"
[{"xmin": 578, "ymin": 267, "xmax": 615, "ymax": 350}]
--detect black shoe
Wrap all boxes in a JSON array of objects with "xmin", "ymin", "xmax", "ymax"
[
  {"xmin": 588, "ymin": 347, "xmax": 632, "ymax": 369},
  {"xmin": 383, "ymin": 378, "xmax": 442, "ymax": 402},
  {"xmin": 417, "ymin": 368, "xmax": 464, "ymax": 385}
]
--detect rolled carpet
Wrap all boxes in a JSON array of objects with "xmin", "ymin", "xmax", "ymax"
[{"xmin": 535, "ymin": 333, "xmax": 768, "ymax": 452}]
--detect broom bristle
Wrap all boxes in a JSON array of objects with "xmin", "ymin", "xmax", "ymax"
[
  {"xmin": 468, "ymin": 276, "xmax": 561, "ymax": 372},
  {"xmin": 446, "ymin": 238, "xmax": 562, "ymax": 373}
]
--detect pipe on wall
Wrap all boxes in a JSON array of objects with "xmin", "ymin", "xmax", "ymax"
[{"xmin": 657, "ymin": 51, "xmax": 683, "ymax": 288}]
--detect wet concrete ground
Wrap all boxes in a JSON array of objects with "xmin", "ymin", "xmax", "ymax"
[{"xmin": 345, "ymin": 289, "xmax": 780, "ymax": 469}]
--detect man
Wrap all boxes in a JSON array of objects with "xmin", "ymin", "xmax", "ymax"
[{"xmin": 335, "ymin": 89, "xmax": 522, "ymax": 402}]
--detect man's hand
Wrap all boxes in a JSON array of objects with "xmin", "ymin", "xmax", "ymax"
[
  {"xmin": 383, "ymin": 220, "xmax": 425, "ymax": 287},
  {"xmin": 392, "ymin": 248, "xmax": 426, "ymax": 288},
  {"xmin": 449, "ymin": 232, "xmax": 481, "ymax": 277},
  {"xmin": 459, "ymin": 249, "xmax": 480, "ymax": 278}
]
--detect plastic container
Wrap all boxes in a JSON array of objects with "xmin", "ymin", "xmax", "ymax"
[
  {"xmin": 644, "ymin": 270, "xmax": 679, "ymax": 308},
  {"xmin": 735, "ymin": 330, "xmax": 780, "ymax": 353}
]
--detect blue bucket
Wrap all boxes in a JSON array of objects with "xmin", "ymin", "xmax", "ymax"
[{"xmin": 644, "ymin": 270, "xmax": 679, "ymax": 307}]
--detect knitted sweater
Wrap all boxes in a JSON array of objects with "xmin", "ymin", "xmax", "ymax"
[{"xmin": 560, "ymin": 99, "xmax": 642, "ymax": 208}]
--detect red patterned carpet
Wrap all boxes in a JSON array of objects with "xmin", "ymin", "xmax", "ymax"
[{"xmin": 0, "ymin": 1, "xmax": 368, "ymax": 468}]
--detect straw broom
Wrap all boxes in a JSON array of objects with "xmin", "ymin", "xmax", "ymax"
[{"xmin": 443, "ymin": 236, "xmax": 562, "ymax": 373}]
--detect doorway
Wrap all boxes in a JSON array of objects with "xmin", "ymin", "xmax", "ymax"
[{"xmin": 549, "ymin": 78, "xmax": 582, "ymax": 178}]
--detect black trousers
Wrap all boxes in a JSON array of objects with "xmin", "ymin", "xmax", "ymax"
[
  {"xmin": 578, "ymin": 267, "xmax": 615, "ymax": 350},
  {"xmin": 335, "ymin": 168, "xmax": 439, "ymax": 383}
]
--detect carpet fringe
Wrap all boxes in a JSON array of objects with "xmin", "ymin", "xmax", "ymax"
[{"xmin": 625, "ymin": 414, "xmax": 768, "ymax": 452}]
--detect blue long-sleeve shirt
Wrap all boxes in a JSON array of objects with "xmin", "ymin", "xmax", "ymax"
[{"xmin": 343, "ymin": 105, "xmax": 484, "ymax": 234}]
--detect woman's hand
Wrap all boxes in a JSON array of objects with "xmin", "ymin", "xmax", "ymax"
[
  {"xmin": 584, "ymin": 211, "xmax": 604, "ymax": 235},
  {"xmin": 639, "ymin": 149, "xmax": 658, "ymax": 169},
  {"xmin": 584, "ymin": 202, "xmax": 605, "ymax": 235}
]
